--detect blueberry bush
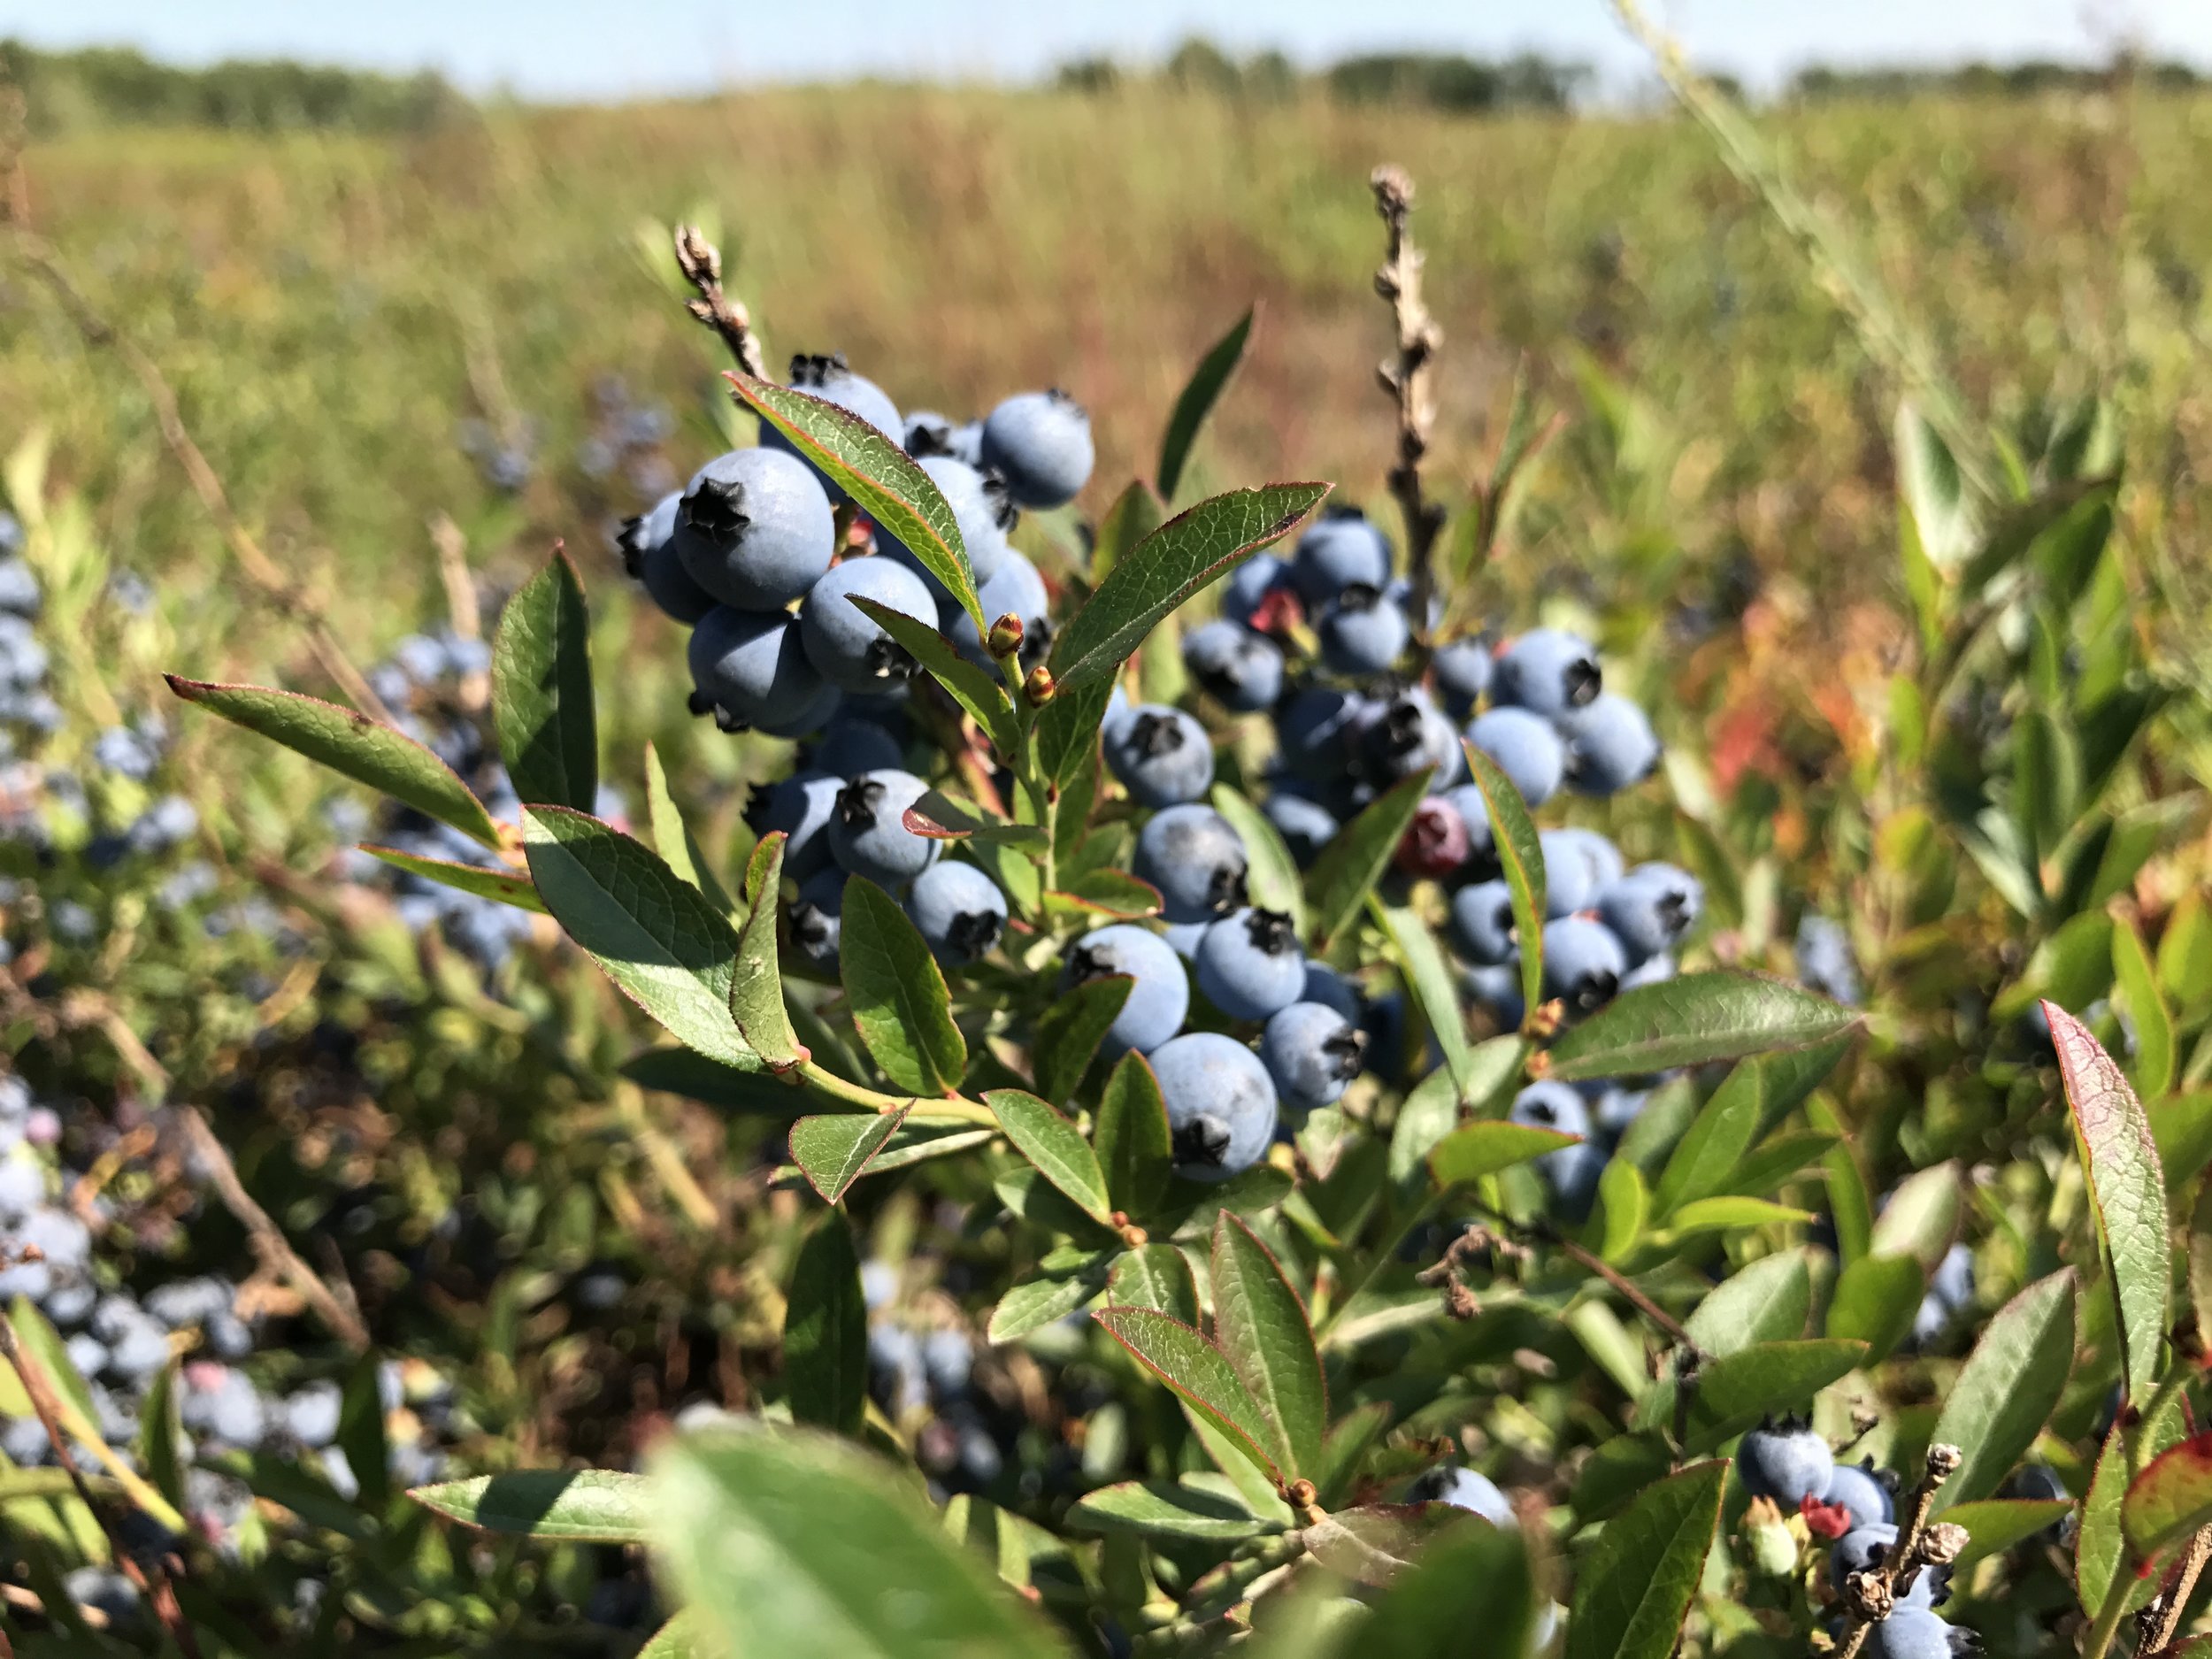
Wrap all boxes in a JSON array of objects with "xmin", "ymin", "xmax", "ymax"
[{"xmin": 6, "ymin": 55, "xmax": 2212, "ymax": 1659}]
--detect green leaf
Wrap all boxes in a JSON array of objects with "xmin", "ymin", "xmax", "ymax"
[
  {"xmin": 1564, "ymin": 1461, "xmax": 1726, "ymax": 1659},
  {"xmin": 492, "ymin": 549, "xmax": 597, "ymax": 810},
  {"xmin": 726, "ymin": 374, "xmax": 981, "ymax": 630},
  {"xmin": 1896, "ymin": 397, "xmax": 1979, "ymax": 573},
  {"xmin": 1675, "ymin": 1340, "xmax": 1868, "ymax": 1454},
  {"xmin": 362, "ymin": 845, "xmax": 546, "ymax": 913},
  {"xmin": 650, "ymin": 1426, "xmax": 1068, "ymax": 1659},
  {"xmin": 1866, "ymin": 1161, "xmax": 1962, "ymax": 1268},
  {"xmin": 986, "ymin": 1253, "xmax": 1114, "ymax": 1343},
  {"xmin": 135, "ymin": 1361, "xmax": 186, "ymax": 1515},
  {"xmin": 784, "ymin": 1212, "xmax": 867, "ymax": 1434},
  {"xmin": 1825, "ymin": 1254, "xmax": 1925, "ymax": 1365},
  {"xmin": 8, "ymin": 1296, "xmax": 94, "ymax": 1427},
  {"xmin": 1210, "ymin": 1211, "xmax": 1326, "ymax": 1482},
  {"xmin": 2046, "ymin": 1000, "xmax": 2168, "ymax": 1409},
  {"xmin": 1067, "ymin": 1479, "xmax": 1278, "ymax": 1541},
  {"xmin": 2111, "ymin": 921, "xmax": 2177, "ymax": 1101},
  {"xmin": 788, "ymin": 1110, "xmax": 909, "ymax": 1204},
  {"xmin": 1033, "ymin": 976, "xmax": 1133, "ymax": 1107},
  {"xmin": 841, "ymin": 877, "xmax": 964, "ymax": 1096},
  {"xmin": 1596, "ymin": 1157, "xmax": 1648, "ymax": 1262},
  {"xmin": 1096, "ymin": 1053, "xmax": 1174, "ymax": 1221},
  {"xmin": 2123, "ymin": 1432, "xmax": 2212, "ymax": 1562},
  {"xmin": 1376, "ymin": 900, "xmax": 1473, "ymax": 1096},
  {"xmin": 1035, "ymin": 679, "xmax": 1116, "ymax": 793},
  {"xmin": 1539, "ymin": 972, "xmax": 1862, "ymax": 1084},
  {"xmin": 638, "ymin": 1613, "xmax": 706, "ymax": 1659},
  {"xmin": 908, "ymin": 791, "xmax": 1048, "ymax": 850},
  {"xmin": 1108, "ymin": 1244, "xmax": 1197, "ymax": 1323},
  {"xmin": 1943, "ymin": 1499, "xmax": 2074, "ymax": 1570},
  {"xmin": 519, "ymin": 805, "xmax": 749, "ymax": 1064},
  {"xmin": 1302, "ymin": 767, "xmax": 1435, "ymax": 954},
  {"xmin": 1663, "ymin": 1195, "xmax": 1812, "ymax": 1236},
  {"xmin": 1298, "ymin": 1503, "xmax": 1465, "ymax": 1587},
  {"xmin": 849, "ymin": 595, "xmax": 1018, "ymax": 761},
  {"xmin": 644, "ymin": 741, "xmax": 737, "ymax": 920},
  {"xmin": 1932, "ymin": 1269, "xmax": 2078, "ymax": 1509},
  {"xmin": 1210, "ymin": 783, "xmax": 1304, "ymax": 933},
  {"xmin": 1157, "ymin": 307, "xmax": 1254, "ymax": 501},
  {"xmin": 337, "ymin": 1355, "xmax": 390, "ymax": 1514},
  {"xmin": 2078, "ymin": 1406, "xmax": 2185, "ymax": 1617},
  {"xmin": 2160, "ymin": 891, "xmax": 2212, "ymax": 1012},
  {"xmin": 731, "ymin": 831, "xmax": 806, "ymax": 1069},
  {"xmin": 1349, "ymin": 1518, "xmax": 1536, "ymax": 1659},
  {"xmin": 986, "ymin": 1089, "xmax": 1112, "ymax": 1225},
  {"xmin": 411, "ymin": 1469, "xmax": 649, "ymax": 1542},
  {"xmin": 1454, "ymin": 738, "xmax": 1548, "ymax": 1013},
  {"xmin": 1048, "ymin": 483, "xmax": 1328, "ymax": 695},
  {"xmin": 1428, "ymin": 1121, "xmax": 1578, "ymax": 1188},
  {"xmin": 1092, "ymin": 1307, "xmax": 1286, "ymax": 1486},
  {"xmin": 1044, "ymin": 869, "xmax": 1162, "ymax": 921},
  {"xmin": 168, "ymin": 674, "xmax": 501, "ymax": 849},
  {"xmin": 2159, "ymin": 1093, "xmax": 2212, "ymax": 1193},
  {"xmin": 623, "ymin": 1047, "xmax": 795, "ymax": 1113},
  {"xmin": 1685, "ymin": 1249, "xmax": 1813, "ymax": 1356},
  {"xmin": 1652, "ymin": 1041, "xmax": 1849, "ymax": 1217},
  {"xmin": 1091, "ymin": 479, "xmax": 1165, "ymax": 586}
]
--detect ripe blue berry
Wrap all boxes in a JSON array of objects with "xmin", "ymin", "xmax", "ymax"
[
  {"xmin": 1865, "ymin": 1607, "xmax": 1970, "ymax": 1658},
  {"xmin": 1133, "ymin": 804, "xmax": 1248, "ymax": 924},
  {"xmin": 877, "ymin": 456, "xmax": 1013, "ymax": 592},
  {"xmin": 904, "ymin": 861, "xmax": 1007, "ymax": 966},
  {"xmin": 826, "ymin": 770, "xmax": 941, "ymax": 887},
  {"xmin": 800, "ymin": 556, "xmax": 938, "ymax": 694},
  {"xmin": 1737, "ymin": 1417, "xmax": 1835, "ymax": 1507},
  {"xmin": 979, "ymin": 389, "xmax": 1094, "ymax": 508},
  {"xmin": 1491, "ymin": 627, "xmax": 1601, "ymax": 717},
  {"xmin": 1430, "ymin": 637, "xmax": 1494, "ymax": 718},
  {"xmin": 1259, "ymin": 1001, "xmax": 1365, "ymax": 1112},
  {"xmin": 1622, "ymin": 951, "xmax": 1677, "ymax": 992},
  {"xmin": 803, "ymin": 717, "xmax": 905, "ymax": 779},
  {"xmin": 674, "ymin": 448, "xmax": 836, "ymax": 610},
  {"xmin": 1291, "ymin": 504, "xmax": 1390, "ymax": 603},
  {"xmin": 688, "ymin": 608, "xmax": 840, "ymax": 739},
  {"xmin": 1595, "ymin": 864, "xmax": 1702, "ymax": 964},
  {"xmin": 1449, "ymin": 879, "xmax": 1519, "ymax": 965},
  {"xmin": 785, "ymin": 870, "xmax": 847, "ymax": 972},
  {"xmin": 1182, "ymin": 620, "xmax": 1285, "ymax": 713},
  {"xmin": 764, "ymin": 354, "xmax": 902, "ymax": 501},
  {"xmin": 1561, "ymin": 692, "xmax": 1661, "ymax": 794},
  {"xmin": 1275, "ymin": 686, "xmax": 1363, "ymax": 782},
  {"xmin": 1510, "ymin": 1081, "xmax": 1593, "ymax": 1191},
  {"xmin": 1462, "ymin": 962, "xmax": 1525, "ymax": 1030},
  {"xmin": 1541, "ymin": 917, "xmax": 1628, "ymax": 1015},
  {"xmin": 745, "ymin": 772, "xmax": 844, "ymax": 883},
  {"xmin": 1403, "ymin": 1464, "xmax": 1516, "ymax": 1526},
  {"xmin": 1149, "ymin": 1032, "xmax": 1279, "ymax": 1183},
  {"xmin": 1466, "ymin": 707, "xmax": 1565, "ymax": 807},
  {"xmin": 1065, "ymin": 925, "xmax": 1189, "ymax": 1056},
  {"xmin": 1317, "ymin": 583, "xmax": 1409, "ymax": 676},
  {"xmin": 1194, "ymin": 908, "xmax": 1306, "ymax": 1022},
  {"xmin": 949, "ymin": 549, "xmax": 1051, "ymax": 669},
  {"xmin": 1301, "ymin": 963, "xmax": 1363, "ymax": 1023},
  {"xmin": 1104, "ymin": 705, "xmax": 1215, "ymax": 809},
  {"xmin": 1261, "ymin": 788, "xmax": 1339, "ymax": 866},
  {"xmin": 618, "ymin": 492, "xmax": 717, "ymax": 623},
  {"xmin": 1164, "ymin": 920, "xmax": 1206, "ymax": 960},
  {"xmin": 1822, "ymin": 1461, "xmax": 1896, "ymax": 1531},
  {"xmin": 1353, "ymin": 688, "xmax": 1460, "ymax": 789},
  {"xmin": 1539, "ymin": 828, "xmax": 1605, "ymax": 918},
  {"xmin": 1591, "ymin": 1083, "xmax": 1649, "ymax": 1137},
  {"xmin": 1796, "ymin": 914, "xmax": 1863, "ymax": 1006}
]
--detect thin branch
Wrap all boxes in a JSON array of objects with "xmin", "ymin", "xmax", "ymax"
[
  {"xmin": 2140, "ymin": 1522, "xmax": 2212, "ymax": 1656},
  {"xmin": 672, "ymin": 225, "xmax": 767, "ymax": 380},
  {"xmin": 0, "ymin": 223, "xmax": 396, "ymax": 726},
  {"xmin": 1832, "ymin": 1443, "xmax": 1962, "ymax": 1658},
  {"xmin": 1369, "ymin": 165, "xmax": 1447, "ymax": 643}
]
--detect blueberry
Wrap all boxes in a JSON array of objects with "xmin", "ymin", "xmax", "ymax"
[
  {"xmin": 1149, "ymin": 1033, "xmax": 1278, "ymax": 1182},
  {"xmin": 1561, "ymin": 692, "xmax": 1660, "ymax": 794},
  {"xmin": 1104, "ymin": 705, "xmax": 1215, "ymax": 808},
  {"xmin": 1133, "ymin": 804, "xmax": 1248, "ymax": 924},
  {"xmin": 1539, "ymin": 829, "xmax": 1606, "ymax": 918},
  {"xmin": 1430, "ymin": 637, "xmax": 1494, "ymax": 718},
  {"xmin": 1492, "ymin": 627, "xmax": 1601, "ymax": 716},
  {"xmin": 1164, "ymin": 920, "xmax": 1206, "ymax": 960},
  {"xmin": 1510, "ymin": 1081, "xmax": 1592, "ymax": 1193},
  {"xmin": 1546, "ymin": 827, "xmax": 1624, "ymax": 903},
  {"xmin": 904, "ymin": 861, "xmax": 1007, "ymax": 965},
  {"xmin": 1219, "ymin": 555, "xmax": 1292, "ymax": 628},
  {"xmin": 0, "ymin": 1156, "xmax": 41, "ymax": 1223},
  {"xmin": 1182, "ymin": 621, "xmax": 1285, "ymax": 713},
  {"xmin": 1449, "ymin": 879, "xmax": 1519, "ymax": 965},
  {"xmin": 1317, "ymin": 584, "xmax": 1409, "ymax": 677},
  {"xmin": 1403, "ymin": 1464, "xmax": 1516, "ymax": 1526},
  {"xmin": 741, "ymin": 775, "xmax": 841, "ymax": 885},
  {"xmin": 1546, "ymin": 1141, "xmax": 1608, "ymax": 1218},
  {"xmin": 1261, "ymin": 788, "xmax": 1339, "ymax": 866},
  {"xmin": 1436, "ymin": 783, "xmax": 1499, "ymax": 870},
  {"xmin": 673, "ymin": 448, "xmax": 836, "ymax": 610},
  {"xmin": 1259, "ymin": 1001, "xmax": 1364, "ymax": 1112},
  {"xmin": 1591, "ymin": 1084, "xmax": 1649, "ymax": 1137},
  {"xmin": 803, "ymin": 717, "xmax": 905, "ymax": 779},
  {"xmin": 1737, "ymin": 1417, "xmax": 1835, "ymax": 1507},
  {"xmin": 764, "ymin": 354, "xmax": 902, "ymax": 497},
  {"xmin": 800, "ymin": 556, "xmax": 938, "ymax": 694},
  {"xmin": 1291, "ymin": 504, "xmax": 1390, "ymax": 603},
  {"xmin": 1300, "ymin": 963, "xmax": 1363, "ymax": 1023},
  {"xmin": 826, "ymin": 770, "xmax": 941, "ymax": 887},
  {"xmin": 1462, "ymin": 962, "xmax": 1525, "ymax": 1030},
  {"xmin": 1541, "ymin": 917, "xmax": 1627, "ymax": 1016},
  {"xmin": 1930, "ymin": 1242, "xmax": 1973, "ymax": 1309},
  {"xmin": 1622, "ymin": 952, "xmax": 1677, "ymax": 992},
  {"xmin": 1466, "ymin": 707, "xmax": 1565, "ymax": 807},
  {"xmin": 1823, "ymin": 1461, "xmax": 1897, "ymax": 1531},
  {"xmin": 1865, "ymin": 1607, "xmax": 1972, "ymax": 1658},
  {"xmin": 617, "ymin": 491, "xmax": 717, "ymax": 624},
  {"xmin": 65, "ymin": 1566, "xmax": 138, "ymax": 1625},
  {"xmin": 902, "ymin": 410, "xmax": 956, "ymax": 457},
  {"xmin": 1275, "ymin": 686, "xmax": 1364, "ymax": 782},
  {"xmin": 1065, "ymin": 925, "xmax": 1189, "ymax": 1056},
  {"xmin": 1352, "ymin": 688, "xmax": 1460, "ymax": 789},
  {"xmin": 877, "ymin": 457, "xmax": 1013, "ymax": 593},
  {"xmin": 284, "ymin": 1381, "xmax": 344, "ymax": 1449},
  {"xmin": 1796, "ymin": 914, "xmax": 1863, "ymax": 1007},
  {"xmin": 1194, "ymin": 908, "xmax": 1305, "ymax": 1022},
  {"xmin": 979, "ymin": 389, "xmax": 1093, "ymax": 508},
  {"xmin": 784, "ymin": 869, "xmax": 847, "ymax": 972},
  {"xmin": 949, "ymin": 549, "xmax": 1051, "ymax": 670},
  {"xmin": 1595, "ymin": 864, "xmax": 1703, "ymax": 964},
  {"xmin": 0, "ymin": 556, "xmax": 41, "ymax": 618},
  {"xmin": 688, "ymin": 609, "xmax": 839, "ymax": 739}
]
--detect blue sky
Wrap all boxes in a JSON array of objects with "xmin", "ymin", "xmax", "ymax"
[{"xmin": 3, "ymin": 0, "xmax": 2205, "ymax": 101}]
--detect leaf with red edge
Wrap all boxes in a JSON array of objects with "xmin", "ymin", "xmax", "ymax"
[
  {"xmin": 1210, "ymin": 1212, "xmax": 1327, "ymax": 1482},
  {"xmin": 1092, "ymin": 1307, "xmax": 1285, "ymax": 1487},
  {"xmin": 1564, "ymin": 1461, "xmax": 1726, "ymax": 1659},
  {"xmin": 2046, "ymin": 999, "xmax": 2168, "ymax": 1408},
  {"xmin": 2124, "ymin": 1432, "xmax": 2212, "ymax": 1561}
]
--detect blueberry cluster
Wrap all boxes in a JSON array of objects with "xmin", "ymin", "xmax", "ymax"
[
  {"xmin": 859, "ymin": 1257, "xmax": 1010, "ymax": 1499},
  {"xmin": 575, "ymin": 373, "xmax": 678, "ymax": 501},
  {"xmin": 455, "ymin": 416, "xmax": 538, "ymax": 496},
  {"xmin": 0, "ymin": 1074, "xmax": 446, "ymax": 1628},
  {"xmin": 0, "ymin": 513, "xmax": 62, "ymax": 755}
]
